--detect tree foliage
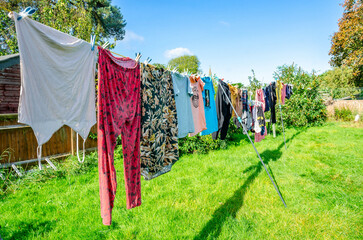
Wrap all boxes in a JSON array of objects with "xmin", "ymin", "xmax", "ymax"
[
  {"xmin": 319, "ymin": 66, "xmax": 360, "ymax": 99},
  {"xmin": 273, "ymin": 64, "xmax": 327, "ymax": 127},
  {"xmin": 329, "ymin": 0, "xmax": 363, "ymax": 86},
  {"xmin": 152, "ymin": 63, "xmax": 166, "ymax": 69},
  {"xmin": 0, "ymin": 0, "xmax": 126, "ymax": 55},
  {"xmin": 247, "ymin": 69, "xmax": 263, "ymax": 98},
  {"xmin": 168, "ymin": 55, "xmax": 200, "ymax": 74}
]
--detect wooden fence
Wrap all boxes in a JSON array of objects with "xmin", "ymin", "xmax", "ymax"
[
  {"xmin": 0, "ymin": 64, "xmax": 20, "ymax": 113},
  {"xmin": 0, "ymin": 113, "xmax": 97, "ymax": 166}
]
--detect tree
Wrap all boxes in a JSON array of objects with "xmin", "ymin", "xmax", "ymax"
[
  {"xmin": 247, "ymin": 69, "xmax": 263, "ymax": 98},
  {"xmin": 329, "ymin": 0, "xmax": 363, "ymax": 86},
  {"xmin": 319, "ymin": 66, "xmax": 360, "ymax": 99},
  {"xmin": 168, "ymin": 55, "xmax": 200, "ymax": 74},
  {"xmin": 152, "ymin": 63, "xmax": 166, "ymax": 69},
  {"xmin": 0, "ymin": 0, "xmax": 126, "ymax": 55}
]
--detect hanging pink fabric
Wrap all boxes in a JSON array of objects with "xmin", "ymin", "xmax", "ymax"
[
  {"xmin": 97, "ymin": 47, "xmax": 142, "ymax": 226},
  {"xmin": 255, "ymin": 89, "xmax": 267, "ymax": 142},
  {"xmin": 281, "ymin": 83, "xmax": 287, "ymax": 105}
]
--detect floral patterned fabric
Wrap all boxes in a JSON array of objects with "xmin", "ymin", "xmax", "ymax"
[{"xmin": 140, "ymin": 64, "xmax": 179, "ymax": 180}]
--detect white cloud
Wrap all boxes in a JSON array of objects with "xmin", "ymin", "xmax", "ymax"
[
  {"xmin": 122, "ymin": 30, "xmax": 144, "ymax": 43},
  {"xmin": 164, "ymin": 47, "xmax": 193, "ymax": 59},
  {"xmin": 219, "ymin": 21, "xmax": 230, "ymax": 27}
]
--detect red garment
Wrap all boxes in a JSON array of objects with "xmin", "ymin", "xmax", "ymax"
[{"xmin": 97, "ymin": 47, "xmax": 141, "ymax": 226}]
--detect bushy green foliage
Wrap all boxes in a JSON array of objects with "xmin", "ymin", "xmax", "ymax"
[
  {"xmin": 153, "ymin": 63, "xmax": 166, "ymax": 69},
  {"xmin": 178, "ymin": 119, "xmax": 244, "ymax": 156},
  {"xmin": 319, "ymin": 66, "xmax": 360, "ymax": 99},
  {"xmin": 168, "ymin": 55, "xmax": 200, "ymax": 74},
  {"xmin": 178, "ymin": 135, "xmax": 222, "ymax": 155},
  {"xmin": 334, "ymin": 107, "xmax": 354, "ymax": 121},
  {"xmin": 274, "ymin": 64, "xmax": 327, "ymax": 127}
]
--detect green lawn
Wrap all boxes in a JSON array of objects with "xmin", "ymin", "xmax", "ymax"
[{"xmin": 0, "ymin": 122, "xmax": 362, "ymax": 239}]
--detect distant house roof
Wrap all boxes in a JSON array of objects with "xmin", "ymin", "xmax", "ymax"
[{"xmin": 0, "ymin": 53, "xmax": 20, "ymax": 71}]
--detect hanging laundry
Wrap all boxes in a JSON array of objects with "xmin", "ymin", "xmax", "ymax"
[
  {"xmin": 232, "ymin": 88, "xmax": 243, "ymax": 128},
  {"xmin": 171, "ymin": 72, "xmax": 195, "ymax": 138},
  {"xmin": 11, "ymin": 11, "xmax": 97, "ymax": 146},
  {"xmin": 281, "ymin": 83, "xmax": 287, "ymax": 105},
  {"xmin": 253, "ymin": 106, "xmax": 261, "ymax": 133},
  {"xmin": 228, "ymin": 84, "xmax": 239, "ymax": 118},
  {"xmin": 242, "ymin": 90, "xmax": 248, "ymax": 111},
  {"xmin": 241, "ymin": 90, "xmax": 252, "ymax": 131},
  {"xmin": 276, "ymin": 80, "xmax": 283, "ymax": 105},
  {"xmin": 255, "ymin": 105, "xmax": 266, "ymax": 142},
  {"xmin": 97, "ymin": 48, "xmax": 141, "ymax": 226},
  {"xmin": 212, "ymin": 79, "xmax": 232, "ymax": 140},
  {"xmin": 286, "ymin": 84, "xmax": 292, "ymax": 99},
  {"xmin": 263, "ymin": 87, "xmax": 270, "ymax": 112},
  {"xmin": 255, "ymin": 89, "xmax": 266, "ymax": 111},
  {"xmin": 268, "ymin": 82, "xmax": 277, "ymax": 124},
  {"xmin": 255, "ymin": 89, "xmax": 267, "ymax": 142},
  {"xmin": 140, "ymin": 65, "xmax": 179, "ymax": 180},
  {"xmin": 200, "ymin": 76, "xmax": 218, "ymax": 135},
  {"xmin": 188, "ymin": 75, "xmax": 207, "ymax": 137},
  {"xmin": 241, "ymin": 108, "xmax": 253, "ymax": 132},
  {"xmin": 250, "ymin": 104, "xmax": 255, "ymax": 133}
]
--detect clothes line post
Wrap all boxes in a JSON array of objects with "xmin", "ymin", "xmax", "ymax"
[{"xmin": 216, "ymin": 79, "xmax": 287, "ymax": 207}]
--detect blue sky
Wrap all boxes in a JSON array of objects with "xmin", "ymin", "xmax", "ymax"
[{"xmin": 113, "ymin": 0, "xmax": 343, "ymax": 85}]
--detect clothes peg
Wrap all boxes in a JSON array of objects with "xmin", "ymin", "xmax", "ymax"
[
  {"xmin": 17, "ymin": 6, "xmax": 36, "ymax": 20},
  {"xmin": 143, "ymin": 57, "xmax": 152, "ymax": 65},
  {"xmin": 102, "ymin": 41, "xmax": 110, "ymax": 49},
  {"xmin": 135, "ymin": 52, "xmax": 142, "ymax": 62},
  {"xmin": 90, "ymin": 35, "xmax": 96, "ymax": 51}
]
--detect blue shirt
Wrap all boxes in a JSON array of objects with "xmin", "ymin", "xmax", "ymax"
[
  {"xmin": 201, "ymin": 77, "xmax": 218, "ymax": 135},
  {"xmin": 171, "ymin": 72, "xmax": 195, "ymax": 138}
]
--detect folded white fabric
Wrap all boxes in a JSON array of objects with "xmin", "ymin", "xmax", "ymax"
[{"xmin": 11, "ymin": 12, "xmax": 97, "ymax": 145}]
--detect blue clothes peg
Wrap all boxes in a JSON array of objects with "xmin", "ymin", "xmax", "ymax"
[
  {"xmin": 90, "ymin": 35, "xmax": 96, "ymax": 51},
  {"xmin": 17, "ymin": 7, "xmax": 36, "ymax": 20}
]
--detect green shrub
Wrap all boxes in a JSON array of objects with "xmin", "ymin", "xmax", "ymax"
[
  {"xmin": 273, "ymin": 64, "xmax": 327, "ymax": 127},
  {"xmin": 319, "ymin": 66, "xmax": 360, "ymax": 99},
  {"xmin": 178, "ymin": 134, "xmax": 222, "ymax": 155},
  {"xmin": 334, "ymin": 107, "xmax": 354, "ymax": 121},
  {"xmin": 178, "ymin": 119, "xmax": 244, "ymax": 156}
]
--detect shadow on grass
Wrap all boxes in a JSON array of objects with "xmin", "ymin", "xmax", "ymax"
[
  {"xmin": 193, "ymin": 130, "xmax": 303, "ymax": 240},
  {"xmin": 1, "ymin": 220, "xmax": 55, "ymax": 240}
]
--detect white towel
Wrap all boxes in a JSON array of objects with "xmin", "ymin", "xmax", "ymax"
[{"xmin": 11, "ymin": 12, "xmax": 97, "ymax": 145}]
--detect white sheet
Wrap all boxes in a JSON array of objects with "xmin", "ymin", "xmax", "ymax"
[{"xmin": 11, "ymin": 12, "xmax": 97, "ymax": 145}]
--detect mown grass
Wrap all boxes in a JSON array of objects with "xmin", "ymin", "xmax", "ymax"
[{"xmin": 0, "ymin": 122, "xmax": 362, "ymax": 239}]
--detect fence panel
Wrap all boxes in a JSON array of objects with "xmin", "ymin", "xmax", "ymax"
[{"xmin": 0, "ymin": 114, "xmax": 97, "ymax": 165}]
